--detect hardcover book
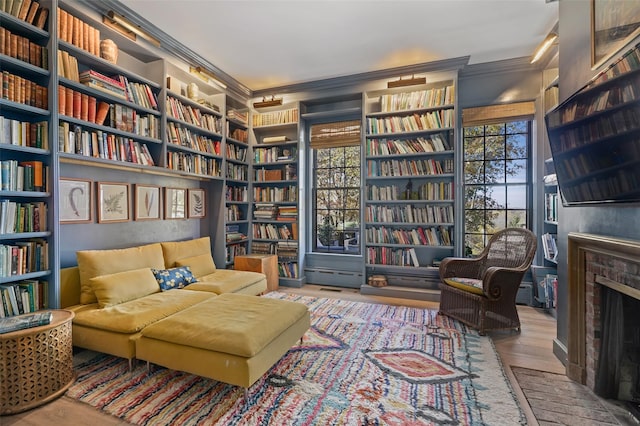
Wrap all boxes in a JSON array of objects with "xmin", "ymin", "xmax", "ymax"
[{"xmin": 0, "ymin": 310, "xmax": 52, "ymax": 333}]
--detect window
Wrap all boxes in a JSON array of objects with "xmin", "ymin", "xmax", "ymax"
[
  {"xmin": 313, "ymin": 145, "xmax": 361, "ymax": 254},
  {"xmin": 463, "ymin": 121, "xmax": 531, "ymax": 256}
]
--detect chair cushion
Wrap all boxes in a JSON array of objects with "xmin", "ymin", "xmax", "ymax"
[
  {"xmin": 174, "ymin": 253, "xmax": 216, "ymax": 278},
  {"xmin": 151, "ymin": 266, "xmax": 198, "ymax": 291},
  {"xmin": 443, "ymin": 277, "xmax": 484, "ymax": 295},
  {"xmin": 89, "ymin": 268, "xmax": 160, "ymax": 308}
]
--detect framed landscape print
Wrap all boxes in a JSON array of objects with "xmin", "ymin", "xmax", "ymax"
[
  {"xmin": 59, "ymin": 178, "xmax": 92, "ymax": 223},
  {"xmin": 97, "ymin": 182, "xmax": 130, "ymax": 223},
  {"xmin": 592, "ymin": 0, "xmax": 640, "ymax": 66},
  {"xmin": 164, "ymin": 187, "xmax": 186, "ymax": 219},
  {"xmin": 135, "ymin": 184, "xmax": 161, "ymax": 221},
  {"xmin": 188, "ymin": 188, "xmax": 206, "ymax": 218}
]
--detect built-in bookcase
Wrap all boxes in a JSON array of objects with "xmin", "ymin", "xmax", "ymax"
[
  {"xmin": 224, "ymin": 96, "xmax": 250, "ymax": 267},
  {"xmin": 250, "ymin": 104, "xmax": 302, "ymax": 286},
  {"xmin": 363, "ymin": 79, "xmax": 457, "ymax": 294},
  {"xmin": 0, "ymin": 8, "xmax": 52, "ymax": 316}
]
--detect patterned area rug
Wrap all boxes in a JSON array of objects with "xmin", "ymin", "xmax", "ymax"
[{"xmin": 67, "ymin": 292, "xmax": 526, "ymax": 425}]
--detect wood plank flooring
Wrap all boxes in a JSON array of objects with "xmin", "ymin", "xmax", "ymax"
[{"xmin": 2, "ymin": 285, "xmax": 565, "ymax": 426}]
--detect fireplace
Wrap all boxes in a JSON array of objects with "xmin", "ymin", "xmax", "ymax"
[{"xmin": 567, "ymin": 233, "xmax": 640, "ymax": 416}]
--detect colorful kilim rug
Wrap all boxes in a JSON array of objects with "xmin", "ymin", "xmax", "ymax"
[{"xmin": 66, "ymin": 292, "xmax": 526, "ymax": 425}]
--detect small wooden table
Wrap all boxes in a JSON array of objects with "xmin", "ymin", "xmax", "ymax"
[
  {"xmin": 0, "ymin": 310, "xmax": 75, "ymax": 415},
  {"xmin": 235, "ymin": 254, "xmax": 279, "ymax": 292}
]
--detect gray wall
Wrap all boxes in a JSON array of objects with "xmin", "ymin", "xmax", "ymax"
[{"xmin": 554, "ymin": 1, "xmax": 640, "ymax": 360}]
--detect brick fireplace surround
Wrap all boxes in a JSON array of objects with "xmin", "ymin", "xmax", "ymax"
[{"xmin": 567, "ymin": 232, "xmax": 640, "ymax": 392}]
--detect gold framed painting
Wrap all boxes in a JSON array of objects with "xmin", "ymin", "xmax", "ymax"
[
  {"xmin": 97, "ymin": 182, "xmax": 130, "ymax": 223},
  {"xmin": 592, "ymin": 0, "xmax": 640, "ymax": 67},
  {"xmin": 134, "ymin": 184, "xmax": 161, "ymax": 221},
  {"xmin": 59, "ymin": 178, "xmax": 92, "ymax": 224}
]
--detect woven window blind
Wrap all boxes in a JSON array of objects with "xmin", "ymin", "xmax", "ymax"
[
  {"xmin": 310, "ymin": 120, "xmax": 361, "ymax": 149},
  {"xmin": 462, "ymin": 101, "xmax": 535, "ymax": 126}
]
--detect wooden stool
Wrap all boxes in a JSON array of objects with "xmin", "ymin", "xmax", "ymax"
[{"xmin": 235, "ymin": 254, "xmax": 278, "ymax": 292}]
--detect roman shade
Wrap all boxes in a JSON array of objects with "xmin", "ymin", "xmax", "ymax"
[
  {"xmin": 309, "ymin": 120, "xmax": 361, "ymax": 149},
  {"xmin": 462, "ymin": 101, "xmax": 535, "ymax": 126}
]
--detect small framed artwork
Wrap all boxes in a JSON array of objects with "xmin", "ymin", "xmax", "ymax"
[
  {"xmin": 188, "ymin": 188, "xmax": 206, "ymax": 218},
  {"xmin": 135, "ymin": 184, "xmax": 161, "ymax": 221},
  {"xmin": 59, "ymin": 178, "xmax": 92, "ymax": 224},
  {"xmin": 97, "ymin": 182, "xmax": 130, "ymax": 223},
  {"xmin": 164, "ymin": 187, "xmax": 186, "ymax": 219}
]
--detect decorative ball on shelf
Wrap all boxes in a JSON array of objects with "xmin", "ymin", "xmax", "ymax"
[
  {"xmin": 100, "ymin": 39, "xmax": 118, "ymax": 64},
  {"xmin": 187, "ymin": 82, "xmax": 199, "ymax": 101}
]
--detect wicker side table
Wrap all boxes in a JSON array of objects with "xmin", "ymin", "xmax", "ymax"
[{"xmin": 0, "ymin": 310, "xmax": 75, "ymax": 415}]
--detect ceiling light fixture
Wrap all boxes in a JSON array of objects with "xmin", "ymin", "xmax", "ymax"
[
  {"xmin": 530, "ymin": 32, "xmax": 558, "ymax": 64},
  {"xmin": 189, "ymin": 66, "xmax": 228, "ymax": 89},
  {"xmin": 253, "ymin": 96, "xmax": 283, "ymax": 108},
  {"xmin": 103, "ymin": 11, "xmax": 161, "ymax": 47},
  {"xmin": 387, "ymin": 75, "xmax": 426, "ymax": 89}
]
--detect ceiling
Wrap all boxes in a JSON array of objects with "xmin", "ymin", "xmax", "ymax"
[{"xmin": 118, "ymin": 0, "xmax": 559, "ymax": 92}]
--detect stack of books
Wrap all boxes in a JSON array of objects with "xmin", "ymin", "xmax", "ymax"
[
  {"xmin": 253, "ymin": 203, "xmax": 278, "ymax": 220},
  {"xmin": 79, "ymin": 70, "xmax": 127, "ymax": 100}
]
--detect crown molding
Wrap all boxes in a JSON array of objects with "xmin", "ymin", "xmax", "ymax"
[{"xmin": 459, "ymin": 57, "xmax": 538, "ymax": 79}]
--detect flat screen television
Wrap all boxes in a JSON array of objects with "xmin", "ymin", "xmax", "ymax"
[{"xmin": 545, "ymin": 43, "xmax": 640, "ymax": 206}]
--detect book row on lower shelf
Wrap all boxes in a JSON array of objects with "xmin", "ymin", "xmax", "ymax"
[
  {"xmin": 226, "ymin": 185, "xmax": 248, "ymax": 202},
  {"xmin": 366, "ymin": 246, "xmax": 429, "ymax": 267},
  {"xmin": 166, "ymin": 151, "xmax": 221, "ymax": 177},
  {"xmin": 253, "ymin": 186, "xmax": 297, "ymax": 203},
  {"xmin": 365, "ymin": 225, "xmax": 452, "ymax": 246},
  {"xmin": 225, "ymin": 243, "xmax": 247, "ymax": 264},
  {"xmin": 0, "ymin": 118, "xmax": 49, "ymax": 149},
  {"xmin": 366, "ymin": 110, "xmax": 454, "ymax": 134},
  {"xmin": 2, "ymin": 70, "xmax": 48, "ymax": 109},
  {"xmin": 541, "ymin": 232, "xmax": 558, "ymax": 262},
  {"xmin": 367, "ymin": 182, "xmax": 453, "ymax": 201},
  {"xmin": 0, "ymin": 159, "xmax": 47, "ymax": 192},
  {"xmin": 365, "ymin": 204, "xmax": 454, "ymax": 224},
  {"xmin": 367, "ymin": 158, "xmax": 454, "ymax": 177},
  {"xmin": 253, "ymin": 222, "xmax": 298, "ymax": 240},
  {"xmin": 365, "ymin": 135, "xmax": 451, "ymax": 155},
  {"xmin": 166, "ymin": 122, "xmax": 221, "ymax": 153},
  {"xmin": 0, "ymin": 26, "xmax": 48, "ymax": 70},
  {"xmin": 0, "ymin": 239, "xmax": 48, "ymax": 277},
  {"xmin": 0, "ymin": 200, "xmax": 47, "ymax": 234},
  {"xmin": 0, "ymin": 280, "xmax": 48, "ymax": 319}
]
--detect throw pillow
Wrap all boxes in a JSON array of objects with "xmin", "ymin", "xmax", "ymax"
[
  {"xmin": 89, "ymin": 268, "xmax": 160, "ymax": 308},
  {"xmin": 174, "ymin": 253, "xmax": 217, "ymax": 278},
  {"xmin": 151, "ymin": 266, "xmax": 198, "ymax": 291}
]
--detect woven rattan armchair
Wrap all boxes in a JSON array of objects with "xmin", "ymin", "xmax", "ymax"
[{"xmin": 438, "ymin": 228, "xmax": 537, "ymax": 335}]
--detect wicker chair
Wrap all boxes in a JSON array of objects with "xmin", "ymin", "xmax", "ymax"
[{"xmin": 438, "ymin": 228, "xmax": 537, "ymax": 335}]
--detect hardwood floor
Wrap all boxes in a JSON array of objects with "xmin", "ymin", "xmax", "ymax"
[{"xmin": 2, "ymin": 285, "xmax": 564, "ymax": 425}]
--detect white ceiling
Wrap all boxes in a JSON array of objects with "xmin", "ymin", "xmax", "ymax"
[{"xmin": 119, "ymin": 0, "xmax": 559, "ymax": 91}]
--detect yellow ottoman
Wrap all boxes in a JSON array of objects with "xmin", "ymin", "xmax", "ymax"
[{"xmin": 135, "ymin": 293, "xmax": 310, "ymax": 392}]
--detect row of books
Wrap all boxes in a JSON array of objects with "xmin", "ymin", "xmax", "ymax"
[
  {"xmin": 166, "ymin": 122, "xmax": 222, "ymax": 155},
  {"xmin": 278, "ymin": 261, "xmax": 298, "ymax": 278},
  {"xmin": 0, "ymin": 200, "xmax": 46, "ymax": 234},
  {"xmin": 365, "ymin": 204, "xmax": 454, "ymax": 224},
  {"xmin": 366, "ymin": 109, "xmax": 454, "ymax": 135},
  {"xmin": 254, "ymin": 166, "xmax": 296, "ymax": 181},
  {"xmin": 227, "ymin": 109, "xmax": 248, "ymax": 125},
  {"xmin": 253, "ymin": 203, "xmax": 278, "ymax": 220},
  {"xmin": 228, "ymin": 127, "xmax": 248, "ymax": 143},
  {"xmin": 225, "ymin": 204, "xmax": 243, "ymax": 221},
  {"xmin": 366, "ymin": 135, "xmax": 451, "ymax": 156},
  {"xmin": 252, "ymin": 108, "xmax": 299, "ymax": 127},
  {"xmin": 367, "ymin": 158, "xmax": 454, "ymax": 177},
  {"xmin": 226, "ymin": 163, "xmax": 248, "ymax": 181},
  {"xmin": 367, "ymin": 182, "xmax": 454, "ymax": 201},
  {"xmin": 365, "ymin": 225, "xmax": 452, "ymax": 246},
  {"xmin": 57, "ymin": 50, "xmax": 79, "ymax": 81},
  {"xmin": 1, "ymin": 0, "xmax": 48, "ymax": 29},
  {"xmin": 1, "ymin": 70, "xmax": 48, "ymax": 109},
  {"xmin": 79, "ymin": 69, "xmax": 127, "ymax": 99},
  {"xmin": 166, "ymin": 96, "xmax": 223, "ymax": 133},
  {"xmin": 0, "ymin": 159, "xmax": 46, "ymax": 192},
  {"xmin": 0, "ymin": 239, "xmax": 48, "ymax": 277},
  {"xmin": 58, "ymin": 123, "xmax": 155, "ymax": 166},
  {"xmin": 541, "ymin": 232, "xmax": 558, "ymax": 261},
  {"xmin": 253, "ymin": 146, "xmax": 296, "ymax": 163},
  {"xmin": 560, "ymin": 167, "xmax": 640, "ymax": 204},
  {"xmin": 253, "ymin": 223, "xmax": 296, "ymax": 240},
  {"xmin": 277, "ymin": 205, "xmax": 297, "ymax": 221},
  {"xmin": 379, "ymin": 85, "xmax": 455, "ymax": 112},
  {"xmin": 57, "ymin": 8, "xmax": 101, "ymax": 56},
  {"xmin": 225, "ymin": 243, "xmax": 246, "ymax": 264},
  {"xmin": 557, "ymin": 139, "xmax": 640, "ymax": 183},
  {"xmin": 0, "ymin": 26, "xmax": 48, "ymax": 69},
  {"xmin": 166, "ymin": 151, "xmax": 221, "ymax": 176},
  {"xmin": 0, "ymin": 118, "xmax": 48, "ymax": 149},
  {"xmin": 366, "ymin": 246, "xmax": 421, "ymax": 267},
  {"xmin": 225, "ymin": 185, "xmax": 247, "ymax": 202},
  {"xmin": 551, "ymin": 106, "xmax": 640, "ymax": 154},
  {"xmin": 225, "ymin": 144, "xmax": 247, "ymax": 162},
  {"xmin": 587, "ymin": 42, "xmax": 640, "ymax": 89},
  {"xmin": 0, "ymin": 311, "xmax": 52, "ymax": 333},
  {"xmin": 253, "ymin": 186, "xmax": 297, "ymax": 203},
  {"xmin": 0, "ymin": 280, "xmax": 48, "ymax": 318}
]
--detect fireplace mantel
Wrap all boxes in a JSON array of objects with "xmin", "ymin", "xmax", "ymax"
[{"xmin": 567, "ymin": 232, "xmax": 640, "ymax": 385}]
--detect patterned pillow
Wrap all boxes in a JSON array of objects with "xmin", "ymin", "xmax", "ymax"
[
  {"xmin": 443, "ymin": 277, "xmax": 484, "ymax": 295},
  {"xmin": 151, "ymin": 266, "xmax": 197, "ymax": 291}
]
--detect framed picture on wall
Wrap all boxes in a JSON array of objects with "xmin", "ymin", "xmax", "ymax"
[
  {"xmin": 97, "ymin": 182, "xmax": 130, "ymax": 223},
  {"xmin": 187, "ymin": 188, "xmax": 206, "ymax": 218},
  {"xmin": 164, "ymin": 187, "xmax": 186, "ymax": 219},
  {"xmin": 592, "ymin": 0, "xmax": 640, "ymax": 67},
  {"xmin": 59, "ymin": 178, "xmax": 92, "ymax": 224},
  {"xmin": 134, "ymin": 184, "xmax": 161, "ymax": 221}
]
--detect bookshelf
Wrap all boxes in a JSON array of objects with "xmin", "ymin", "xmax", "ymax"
[
  {"xmin": 0, "ymin": 8, "xmax": 52, "ymax": 316},
  {"xmin": 250, "ymin": 104, "xmax": 302, "ymax": 286},
  {"xmin": 362, "ymin": 79, "xmax": 457, "ymax": 298},
  {"xmin": 224, "ymin": 95, "xmax": 250, "ymax": 267}
]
